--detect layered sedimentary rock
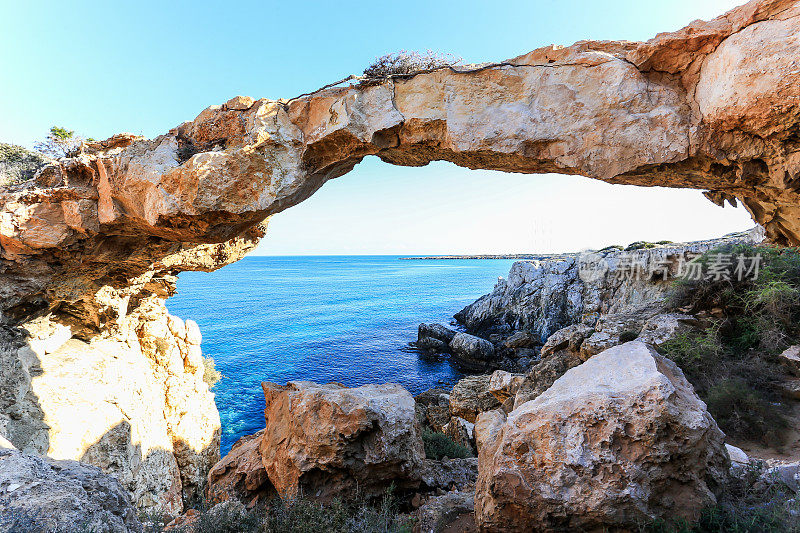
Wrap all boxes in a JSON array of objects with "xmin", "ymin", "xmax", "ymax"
[
  {"xmin": 1, "ymin": 0, "xmax": 798, "ymax": 518},
  {"xmin": 2, "ymin": 0, "xmax": 800, "ymax": 326},
  {"xmin": 475, "ymin": 342, "xmax": 729, "ymax": 532},
  {"xmin": 259, "ymin": 381, "xmax": 424, "ymax": 500}
]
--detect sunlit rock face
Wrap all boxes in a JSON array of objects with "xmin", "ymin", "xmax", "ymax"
[
  {"xmin": 0, "ymin": 0, "xmax": 798, "ymax": 517},
  {"xmin": 0, "ymin": 300, "xmax": 219, "ymax": 517}
]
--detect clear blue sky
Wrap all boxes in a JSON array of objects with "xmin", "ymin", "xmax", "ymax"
[{"xmin": 1, "ymin": 0, "xmax": 754, "ymax": 254}]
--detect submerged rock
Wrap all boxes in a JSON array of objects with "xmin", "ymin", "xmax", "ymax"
[
  {"xmin": 0, "ymin": 447, "xmax": 142, "ymax": 532},
  {"xmin": 476, "ymin": 342, "xmax": 728, "ymax": 531},
  {"xmin": 259, "ymin": 381, "xmax": 424, "ymax": 500}
]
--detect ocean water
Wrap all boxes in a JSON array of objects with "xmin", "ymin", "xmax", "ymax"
[{"xmin": 166, "ymin": 256, "xmax": 516, "ymax": 454}]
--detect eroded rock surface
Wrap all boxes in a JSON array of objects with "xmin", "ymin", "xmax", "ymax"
[
  {"xmin": 0, "ymin": 302, "xmax": 220, "ymax": 517},
  {"xmin": 259, "ymin": 381, "xmax": 424, "ymax": 500},
  {"xmin": 0, "ymin": 447, "xmax": 142, "ymax": 533},
  {"xmin": 2, "ymin": 0, "xmax": 800, "ymax": 328},
  {"xmin": 475, "ymin": 342, "xmax": 728, "ymax": 532}
]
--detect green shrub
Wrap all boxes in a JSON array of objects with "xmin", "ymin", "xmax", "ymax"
[
  {"xmin": 638, "ymin": 461, "xmax": 800, "ymax": 533},
  {"xmin": 619, "ymin": 330, "xmax": 640, "ymax": 343},
  {"xmin": 264, "ymin": 490, "xmax": 411, "ymax": 533},
  {"xmin": 363, "ymin": 50, "xmax": 461, "ymax": 78},
  {"xmin": 168, "ymin": 489, "xmax": 412, "ymax": 533},
  {"xmin": 625, "ymin": 241, "xmax": 659, "ymax": 251},
  {"xmin": 660, "ymin": 242, "xmax": 800, "ymax": 446},
  {"xmin": 421, "ymin": 428, "xmax": 473, "ymax": 460},
  {"xmin": 203, "ymin": 357, "xmax": 222, "ymax": 388},
  {"xmin": 0, "ymin": 143, "xmax": 51, "ymax": 186},
  {"xmin": 705, "ymin": 380, "xmax": 788, "ymax": 447}
]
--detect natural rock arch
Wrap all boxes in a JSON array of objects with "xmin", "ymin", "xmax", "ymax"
[{"xmin": 0, "ymin": 0, "xmax": 799, "ymax": 517}]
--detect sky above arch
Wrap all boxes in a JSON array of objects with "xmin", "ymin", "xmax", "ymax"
[{"xmin": 1, "ymin": 0, "xmax": 754, "ymax": 254}]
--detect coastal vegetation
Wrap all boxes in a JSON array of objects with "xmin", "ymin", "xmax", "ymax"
[
  {"xmin": 661, "ymin": 243, "xmax": 799, "ymax": 446},
  {"xmin": 421, "ymin": 428, "xmax": 473, "ymax": 460},
  {"xmin": 362, "ymin": 50, "xmax": 461, "ymax": 78},
  {"xmin": 0, "ymin": 142, "xmax": 50, "ymax": 186}
]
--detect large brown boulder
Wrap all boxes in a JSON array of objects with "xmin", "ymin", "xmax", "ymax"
[
  {"xmin": 475, "ymin": 342, "xmax": 728, "ymax": 532},
  {"xmin": 259, "ymin": 381, "xmax": 424, "ymax": 500},
  {"xmin": 206, "ymin": 430, "xmax": 275, "ymax": 509}
]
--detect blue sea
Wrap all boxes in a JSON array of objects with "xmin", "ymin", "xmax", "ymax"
[{"xmin": 166, "ymin": 256, "xmax": 516, "ymax": 454}]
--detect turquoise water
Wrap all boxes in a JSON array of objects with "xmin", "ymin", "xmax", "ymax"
[{"xmin": 166, "ymin": 256, "xmax": 516, "ymax": 454}]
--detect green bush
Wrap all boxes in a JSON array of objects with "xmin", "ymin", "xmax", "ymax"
[
  {"xmin": 203, "ymin": 357, "xmax": 222, "ymax": 388},
  {"xmin": 168, "ymin": 489, "xmax": 412, "ymax": 533},
  {"xmin": 0, "ymin": 142, "xmax": 51, "ymax": 186},
  {"xmin": 639, "ymin": 461, "xmax": 800, "ymax": 533},
  {"xmin": 660, "ymin": 243, "xmax": 799, "ymax": 446},
  {"xmin": 625, "ymin": 241, "xmax": 659, "ymax": 251},
  {"xmin": 705, "ymin": 380, "xmax": 788, "ymax": 447},
  {"xmin": 421, "ymin": 428, "xmax": 473, "ymax": 460}
]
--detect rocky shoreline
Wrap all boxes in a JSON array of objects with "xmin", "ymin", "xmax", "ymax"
[{"xmin": 2, "ymin": 0, "xmax": 800, "ymax": 530}]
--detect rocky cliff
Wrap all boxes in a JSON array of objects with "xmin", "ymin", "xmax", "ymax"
[
  {"xmin": 456, "ymin": 231, "xmax": 762, "ymax": 343},
  {"xmin": 1, "ymin": 0, "xmax": 799, "ymax": 519}
]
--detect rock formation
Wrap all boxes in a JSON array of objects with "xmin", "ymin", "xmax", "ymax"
[
  {"xmin": 206, "ymin": 430, "xmax": 274, "ymax": 509},
  {"xmin": 0, "ymin": 446, "xmax": 142, "ymax": 533},
  {"xmin": 0, "ymin": 301, "xmax": 220, "ymax": 517},
  {"xmin": 259, "ymin": 381, "xmax": 424, "ymax": 500},
  {"xmin": 456, "ymin": 234, "xmax": 756, "ymax": 343},
  {"xmin": 1, "ymin": 0, "xmax": 799, "ymax": 520},
  {"xmin": 475, "ymin": 342, "xmax": 729, "ymax": 532}
]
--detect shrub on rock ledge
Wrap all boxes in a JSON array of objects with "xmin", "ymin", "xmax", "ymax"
[{"xmin": 363, "ymin": 50, "xmax": 461, "ymax": 78}]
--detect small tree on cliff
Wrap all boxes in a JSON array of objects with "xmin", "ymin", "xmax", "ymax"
[{"xmin": 34, "ymin": 126, "xmax": 91, "ymax": 158}]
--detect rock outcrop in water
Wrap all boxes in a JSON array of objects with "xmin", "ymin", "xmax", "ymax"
[{"xmin": 1, "ymin": 0, "xmax": 799, "ymax": 520}]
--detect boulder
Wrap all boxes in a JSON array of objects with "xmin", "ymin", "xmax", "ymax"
[
  {"xmin": 206, "ymin": 430, "xmax": 275, "ymax": 508},
  {"xmin": 259, "ymin": 381, "xmax": 424, "ymax": 500},
  {"xmin": 442, "ymin": 417, "xmax": 475, "ymax": 450},
  {"xmin": 419, "ymin": 323, "xmax": 457, "ymax": 344},
  {"xmin": 449, "ymin": 375, "xmax": 501, "ymax": 423},
  {"xmin": 476, "ymin": 342, "xmax": 728, "ymax": 532},
  {"xmin": 638, "ymin": 313, "xmax": 698, "ymax": 346},
  {"xmin": 419, "ymin": 458, "xmax": 479, "ymax": 491},
  {"xmin": 487, "ymin": 370, "xmax": 524, "ymax": 403},
  {"xmin": 502, "ymin": 331, "xmax": 538, "ymax": 350},
  {"xmin": 449, "ymin": 333, "xmax": 496, "ymax": 370},
  {"xmin": 725, "ymin": 443, "xmax": 750, "ymax": 466},
  {"xmin": 779, "ymin": 345, "xmax": 800, "ymax": 377},
  {"xmin": 414, "ymin": 387, "xmax": 452, "ymax": 432},
  {"xmin": 513, "ymin": 349, "xmax": 583, "ymax": 409},
  {"xmin": 539, "ymin": 324, "xmax": 594, "ymax": 359},
  {"xmin": 0, "ymin": 448, "xmax": 142, "ymax": 532},
  {"xmin": 414, "ymin": 491, "xmax": 475, "ymax": 533},
  {"xmin": 578, "ymin": 312, "xmax": 651, "ymax": 360}
]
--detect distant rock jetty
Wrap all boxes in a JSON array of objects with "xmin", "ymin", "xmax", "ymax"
[{"xmin": 400, "ymin": 253, "xmax": 575, "ymax": 261}]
